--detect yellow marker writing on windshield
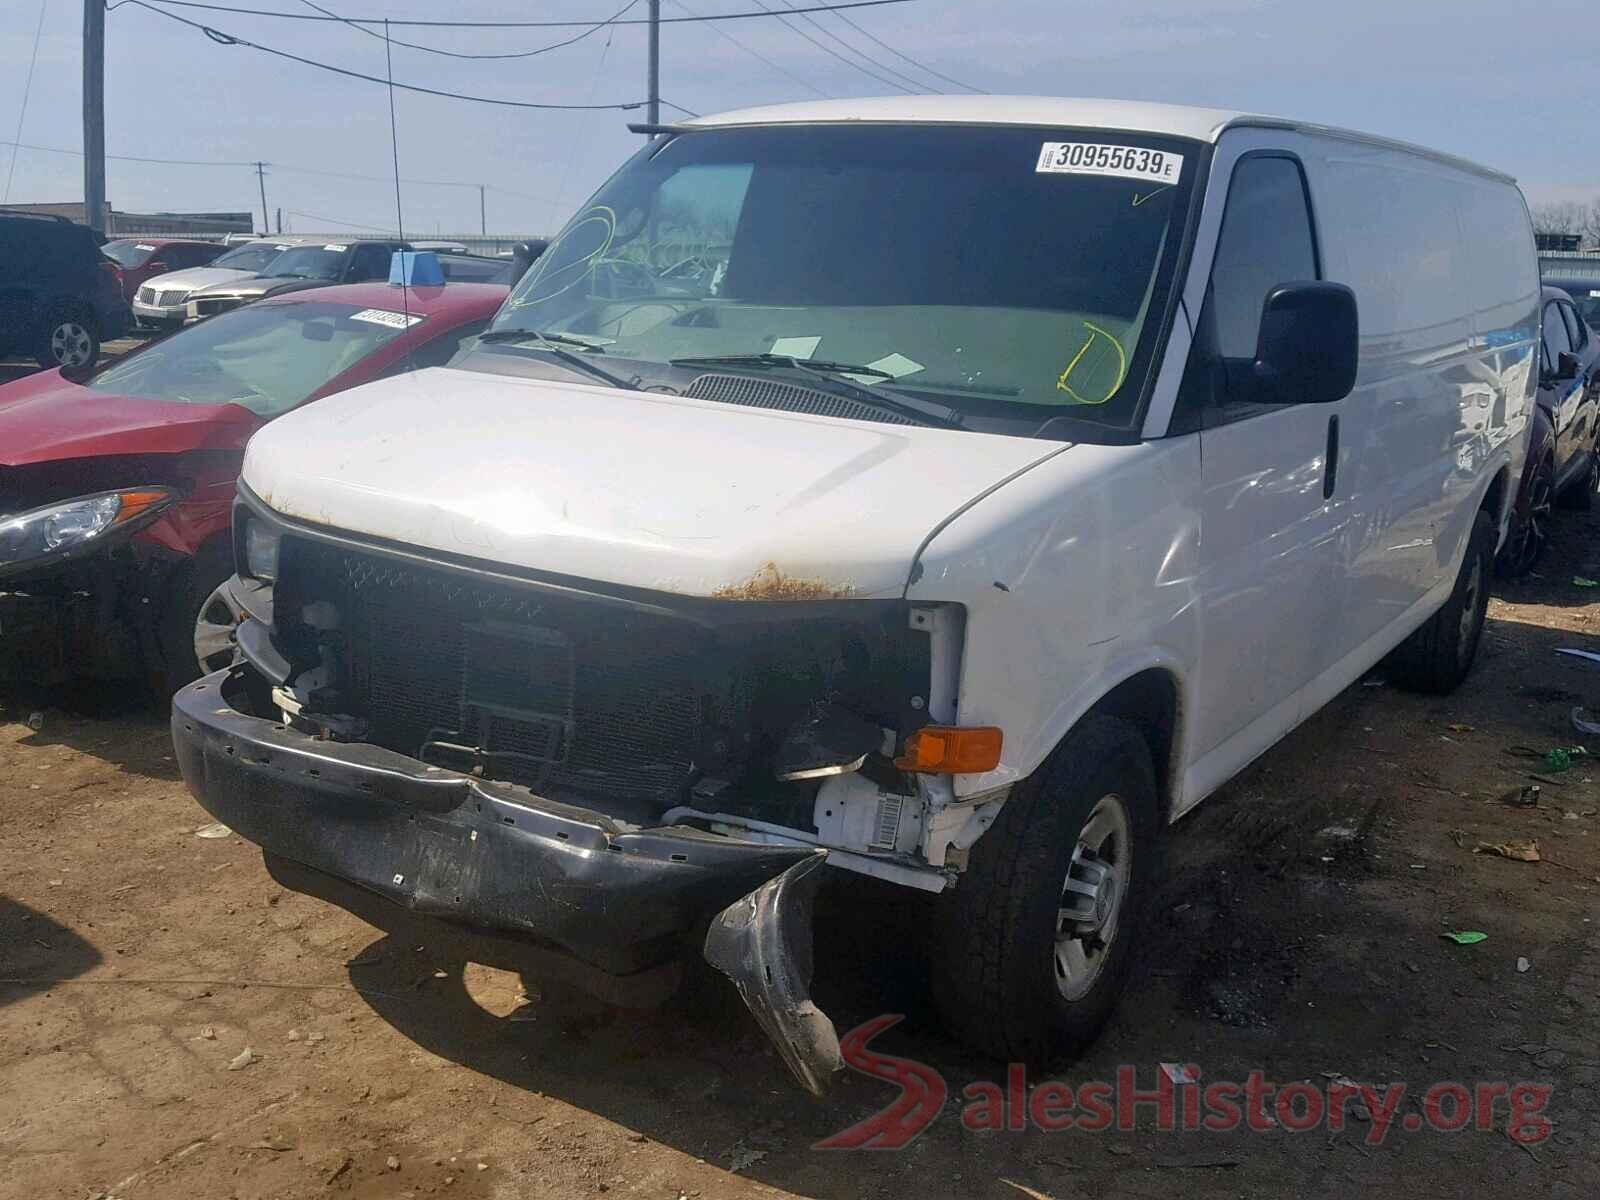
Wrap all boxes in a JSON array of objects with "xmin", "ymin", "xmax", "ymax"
[{"xmin": 1056, "ymin": 321, "xmax": 1128, "ymax": 405}]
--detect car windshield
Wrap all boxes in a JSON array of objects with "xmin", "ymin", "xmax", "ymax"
[
  {"xmin": 102, "ymin": 240, "xmax": 158, "ymax": 268},
  {"xmin": 482, "ymin": 124, "xmax": 1198, "ymax": 432},
  {"xmin": 85, "ymin": 299, "xmax": 420, "ymax": 416},
  {"xmin": 214, "ymin": 242, "xmax": 291, "ymax": 272},
  {"xmin": 262, "ymin": 246, "xmax": 346, "ymax": 280},
  {"xmin": 1570, "ymin": 291, "xmax": 1600, "ymax": 329}
]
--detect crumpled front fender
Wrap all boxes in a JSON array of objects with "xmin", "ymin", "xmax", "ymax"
[{"xmin": 703, "ymin": 851, "xmax": 844, "ymax": 1097}]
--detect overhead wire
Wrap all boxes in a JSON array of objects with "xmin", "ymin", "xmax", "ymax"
[
  {"xmin": 773, "ymin": 0, "xmax": 931, "ymax": 93},
  {"xmin": 115, "ymin": 0, "xmax": 650, "ymax": 108},
  {"xmin": 668, "ymin": 0, "xmax": 832, "ymax": 99},
  {"xmin": 0, "ymin": 140, "xmax": 560, "ymax": 207},
  {"xmin": 285, "ymin": 208, "xmax": 394, "ymax": 231},
  {"xmin": 746, "ymin": 0, "xmax": 914, "ymax": 93},
  {"xmin": 292, "ymin": 0, "xmax": 644, "ymax": 62},
  {"xmin": 3, "ymin": 0, "xmax": 51, "ymax": 204},
  {"xmin": 823, "ymin": 1, "xmax": 985, "ymax": 92},
  {"xmin": 111, "ymin": 0, "xmax": 917, "ymax": 28}
]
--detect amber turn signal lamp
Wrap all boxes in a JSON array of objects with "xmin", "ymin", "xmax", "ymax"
[
  {"xmin": 895, "ymin": 726, "xmax": 1003, "ymax": 773},
  {"xmin": 111, "ymin": 490, "xmax": 175, "ymax": 525}
]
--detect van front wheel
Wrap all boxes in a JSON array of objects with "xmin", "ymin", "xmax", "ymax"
[
  {"xmin": 931, "ymin": 715, "xmax": 1159, "ymax": 1064},
  {"xmin": 1387, "ymin": 510, "xmax": 1495, "ymax": 695}
]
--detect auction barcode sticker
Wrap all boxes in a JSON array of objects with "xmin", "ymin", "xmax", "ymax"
[
  {"xmin": 1036, "ymin": 142, "xmax": 1183, "ymax": 184},
  {"xmin": 349, "ymin": 308, "xmax": 424, "ymax": 329}
]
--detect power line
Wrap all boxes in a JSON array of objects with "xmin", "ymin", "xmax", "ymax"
[
  {"xmin": 669, "ymin": 0, "xmax": 832, "ymax": 99},
  {"xmin": 285, "ymin": 207, "xmax": 394, "ymax": 232},
  {"xmin": 115, "ymin": 0, "xmax": 916, "ymax": 28},
  {"xmin": 774, "ymin": 0, "xmax": 930, "ymax": 93},
  {"xmin": 117, "ymin": 0, "xmax": 650, "ymax": 109},
  {"xmin": 659, "ymin": 98, "xmax": 700, "ymax": 117},
  {"xmin": 748, "ymin": 0, "xmax": 914, "ymax": 93},
  {"xmin": 1, "ymin": 138, "xmax": 252, "ymax": 167},
  {"xmin": 1, "ymin": 140, "xmax": 562, "ymax": 206},
  {"xmin": 3, "ymin": 0, "xmax": 50, "ymax": 204},
  {"xmin": 824, "ymin": 3, "xmax": 984, "ymax": 92},
  {"xmin": 293, "ymin": 0, "xmax": 644, "ymax": 62}
]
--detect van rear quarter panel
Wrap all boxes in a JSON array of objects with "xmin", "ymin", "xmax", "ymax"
[{"xmin": 1293, "ymin": 132, "xmax": 1539, "ymax": 656}]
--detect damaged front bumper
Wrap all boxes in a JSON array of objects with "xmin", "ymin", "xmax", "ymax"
[{"xmin": 172, "ymin": 666, "xmax": 848, "ymax": 1094}]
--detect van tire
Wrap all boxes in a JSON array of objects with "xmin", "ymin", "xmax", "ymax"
[
  {"xmin": 930, "ymin": 714, "xmax": 1159, "ymax": 1065},
  {"xmin": 1387, "ymin": 510, "xmax": 1494, "ymax": 695}
]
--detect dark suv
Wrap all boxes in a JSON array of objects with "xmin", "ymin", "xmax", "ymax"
[{"xmin": 0, "ymin": 211, "xmax": 132, "ymax": 368}]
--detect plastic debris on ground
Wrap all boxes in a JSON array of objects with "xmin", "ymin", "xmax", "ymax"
[
  {"xmin": 1476, "ymin": 839, "xmax": 1541, "ymax": 862},
  {"xmin": 1441, "ymin": 931, "xmax": 1489, "ymax": 945},
  {"xmin": 225, "ymin": 1047, "xmax": 258, "ymax": 1071},
  {"xmin": 1555, "ymin": 648, "xmax": 1600, "ymax": 666},
  {"xmin": 1573, "ymin": 577, "xmax": 1600, "ymax": 588},
  {"xmin": 1517, "ymin": 957, "xmax": 1532, "ymax": 973},
  {"xmin": 194, "ymin": 822, "xmax": 232, "ymax": 839},
  {"xmin": 1573, "ymin": 707, "xmax": 1600, "ymax": 737},
  {"xmin": 1544, "ymin": 747, "xmax": 1583, "ymax": 773}
]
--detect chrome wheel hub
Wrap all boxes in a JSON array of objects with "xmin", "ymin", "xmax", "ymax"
[{"xmin": 1055, "ymin": 793, "xmax": 1132, "ymax": 1002}]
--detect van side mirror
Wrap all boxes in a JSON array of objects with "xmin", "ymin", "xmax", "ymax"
[
  {"xmin": 1557, "ymin": 350, "xmax": 1581, "ymax": 381},
  {"xmin": 1251, "ymin": 282, "xmax": 1359, "ymax": 404}
]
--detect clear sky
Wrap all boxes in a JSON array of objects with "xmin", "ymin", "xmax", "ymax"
[{"xmin": 0, "ymin": 0, "xmax": 1592, "ymax": 237}]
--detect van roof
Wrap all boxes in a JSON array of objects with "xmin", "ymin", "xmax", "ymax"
[{"xmin": 678, "ymin": 96, "xmax": 1516, "ymax": 184}]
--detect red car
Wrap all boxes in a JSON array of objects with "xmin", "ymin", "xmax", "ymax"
[
  {"xmin": 100, "ymin": 238, "xmax": 227, "ymax": 303},
  {"xmin": 0, "ymin": 279, "xmax": 505, "ymax": 688}
]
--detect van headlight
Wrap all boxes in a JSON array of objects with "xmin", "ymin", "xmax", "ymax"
[
  {"xmin": 242, "ymin": 518, "xmax": 280, "ymax": 582},
  {"xmin": 0, "ymin": 488, "xmax": 178, "ymax": 578}
]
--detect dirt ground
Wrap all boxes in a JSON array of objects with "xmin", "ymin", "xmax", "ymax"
[{"xmin": 5, "ymin": 512, "xmax": 1600, "ymax": 1200}]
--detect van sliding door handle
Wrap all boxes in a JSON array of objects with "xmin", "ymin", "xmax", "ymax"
[{"xmin": 1323, "ymin": 415, "xmax": 1339, "ymax": 500}]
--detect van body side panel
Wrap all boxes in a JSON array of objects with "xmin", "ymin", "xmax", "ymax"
[
  {"xmin": 904, "ymin": 437, "xmax": 1201, "ymax": 800},
  {"xmin": 1297, "ymin": 136, "xmax": 1538, "ymax": 662}
]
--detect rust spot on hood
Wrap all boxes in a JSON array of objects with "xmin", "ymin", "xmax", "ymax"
[{"xmin": 713, "ymin": 562, "xmax": 854, "ymax": 601}]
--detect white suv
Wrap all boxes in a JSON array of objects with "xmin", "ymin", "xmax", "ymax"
[{"xmin": 173, "ymin": 98, "xmax": 1538, "ymax": 1095}]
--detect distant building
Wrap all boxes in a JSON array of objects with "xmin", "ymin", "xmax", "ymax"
[
  {"xmin": 0, "ymin": 201, "xmax": 254, "ymax": 238},
  {"xmin": 1536, "ymin": 232, "xmax": 1584, "ymax": 253}
]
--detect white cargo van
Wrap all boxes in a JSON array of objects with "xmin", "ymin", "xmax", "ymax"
[{"xmin": 174, "ymin": 98, "xmax": 1539, "ymax": 1094}]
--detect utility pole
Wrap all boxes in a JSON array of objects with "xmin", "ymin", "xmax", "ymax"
[
  {"xmin": 254, "ymin": 161, "xmax": 269, "ymax": 235},
  {"xmin": 646, "ymin": 0, "xmax": 660, "ymax": 127},
  {"xmin": 275, "ymin": 206, "xmax": 282, "ymax": 234},
  {"xmin": 82, "ymin": 0, "xmax": 106, "ymax": 235},
  {"xmin": 479, "ymin": 183, "xmax": 486, "ymax": 235}
]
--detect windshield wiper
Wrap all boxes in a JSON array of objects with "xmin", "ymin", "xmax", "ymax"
[
  {"xmin": 669, "ymin": 354, "xmax": 961, "ymax": 429},
  {"xmin": 671, "ymin": 353, "xmax": 895, "ymax": 380},
  {"xmin": 476, "ymin": 329, "xmax": 642, "ymax": 391}
]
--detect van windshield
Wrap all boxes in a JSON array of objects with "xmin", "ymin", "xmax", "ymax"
[{"xmin": 483, "ymin": 124, "xmax": 1199, "ymax": 433}]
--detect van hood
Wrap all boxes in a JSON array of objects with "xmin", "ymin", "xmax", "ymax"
[
  {"xmin": 241, "ymin": 366, "xmax": 1062, "ymax": 597},
  {"xmin": 142, "ymin": 265, "xmax": 256, "ymax": 292}
]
